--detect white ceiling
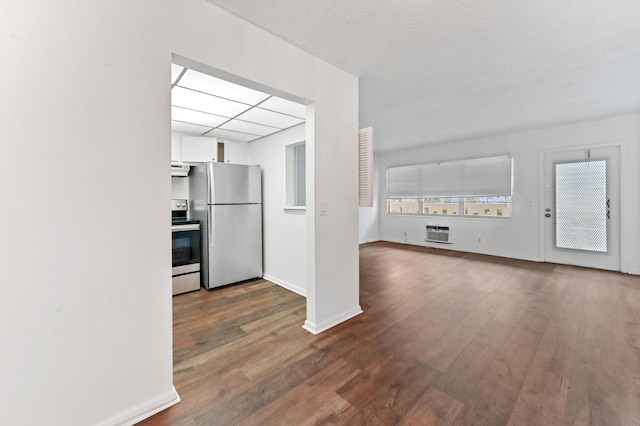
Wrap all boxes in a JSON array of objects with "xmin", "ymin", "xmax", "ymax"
[
  {"xmin": 205, "ymin": 0, "xmax": 640, "ymax": 152},
  {"xmin": 171, "ymin": 64, "xmax": 305, "ymax": 142}
]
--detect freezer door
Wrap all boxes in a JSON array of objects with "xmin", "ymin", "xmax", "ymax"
[
  {"xmin": 207, "ymin": 162, "xmax": 261, "ymax": 205},
  {"xmin": 206, "ymin": 204, "xmax": 263, "ymax": 289}
]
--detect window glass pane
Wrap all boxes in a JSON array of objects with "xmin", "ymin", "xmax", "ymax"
[
  {"xmin": 388, "ymin": 198, "xmax": 419, "ymax": 214},
  {"xmin": 422, "ymin": 197, "xmax": 460, "ymax": 215},
  {"xmin": 555, "ymin": 160, "xmax": 607, "ymax": 252},
  {"xmin": 294, "ymin": 144, "xmax": 306, "ymax": 206},
  {"xmin": 464, "ymin": 196, "xmax": 511, "ymax": 217}
]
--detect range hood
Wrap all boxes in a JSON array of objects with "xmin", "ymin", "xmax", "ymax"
[{"xmin": 171, "ymin": 163, "xmax": 190, "ymax": 177}]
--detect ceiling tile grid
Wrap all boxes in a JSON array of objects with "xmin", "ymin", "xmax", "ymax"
[{"xmin": 171, "ymin": 65, "xmax": 305, "ymax": 142}]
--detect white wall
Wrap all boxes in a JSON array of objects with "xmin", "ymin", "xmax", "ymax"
[
  {"xmin": 377, "ymin": 113, "xmax": 640, "ymax": 273},
  {"xmin": 171, "ymin": 131, "xmax": 187, "ymax": 163},
  {"xmin": 0, "ymin": 1, "xmax": 359, "ymax": 425},
  {"xmin": 171, "ymin": 176, "xmax": 189, "ymax": 200},
  {"xmin": 248, "ymin": 124, "xmax": 307, "ymax": 295}
]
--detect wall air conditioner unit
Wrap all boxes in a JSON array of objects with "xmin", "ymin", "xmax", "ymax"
[
  {"xmin": 171, "ymin": 163, "xmax": 190, "ymax": 177},
  {"xmin": 426, "ymin": 225, "xmax": 451, "ymax": 244}
]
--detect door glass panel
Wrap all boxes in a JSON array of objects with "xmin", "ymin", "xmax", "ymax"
[{"xmin": 555, "ymin": 159, "xmax": 607, "ymax": 252}]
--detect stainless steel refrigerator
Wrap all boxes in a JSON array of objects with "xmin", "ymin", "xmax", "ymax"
[{"xmin": 189, "ymin": 162, "xmax": 263, "ymax": 289}]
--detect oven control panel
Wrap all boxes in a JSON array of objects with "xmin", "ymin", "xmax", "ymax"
[{"xmin": 171, "ymin": 199, "xmax": 188, "ymax": 211}]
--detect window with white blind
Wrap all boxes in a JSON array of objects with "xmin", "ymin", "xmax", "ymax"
[{"xmin": 387, "ymin": 156, "xmax": 513, "ymax": 218}]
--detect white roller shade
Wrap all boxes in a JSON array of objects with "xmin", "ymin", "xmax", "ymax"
[
  {"xmin": 387, "ymin": 165, "xmax": 422, "ymax": 197},
  {"xmin": 422, "ymin": 160, "xmax": 465, "ymax": 196},
  {"xmin": 387, "ymin": 156, "xmax": 512, "ymax": 198}
]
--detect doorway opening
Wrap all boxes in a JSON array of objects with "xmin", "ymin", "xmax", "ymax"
[{"xmin": 169, "ymin": 54, "xmax": 310, "ymax": 303}]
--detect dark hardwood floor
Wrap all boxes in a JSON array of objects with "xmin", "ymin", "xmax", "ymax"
[{"xmin": 140, "ymin": 241, "xmax": 640, "ymax": 425}]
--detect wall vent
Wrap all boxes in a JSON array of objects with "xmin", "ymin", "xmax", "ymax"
[{"xmin": 426, "ymin": 225, "xmax": 451, "ymax": 244}]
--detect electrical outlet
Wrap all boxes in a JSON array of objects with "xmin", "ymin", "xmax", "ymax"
[{"xmin": 403, "ymin": 231, "xmax": 407, "ymax": 242}]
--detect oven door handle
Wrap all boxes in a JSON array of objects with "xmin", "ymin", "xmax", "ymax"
[
  {"xmin": 208, "ymin": 206, "xmax": 215, "ymax": 247},
  {"xmin": 171, "ymin": 224, "xmax": 200, "ymax": 232}
]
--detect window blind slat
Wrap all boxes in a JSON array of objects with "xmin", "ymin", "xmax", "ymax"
[{"xmin": 387, "ymin": 156, "xmax": 512, "ymax": 198}]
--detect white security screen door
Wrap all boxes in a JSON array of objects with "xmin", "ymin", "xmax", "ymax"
[{"xmin": 543, "ymin": 146, "xmax": 620, "ymax": 271}]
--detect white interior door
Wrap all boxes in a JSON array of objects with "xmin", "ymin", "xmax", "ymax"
[{"xmin": 543, "ymin": 146, "xmax": 620, "ymax": 271}]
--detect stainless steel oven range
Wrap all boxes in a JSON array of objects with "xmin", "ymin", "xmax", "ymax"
[{"xmin": 171, "ymin": 199, "xmax": 201, "ymax": 295}]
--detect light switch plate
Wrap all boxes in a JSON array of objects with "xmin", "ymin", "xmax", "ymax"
[{"xmin": 320, "ymin": 201, "xmax": 328, "ymax": 216}]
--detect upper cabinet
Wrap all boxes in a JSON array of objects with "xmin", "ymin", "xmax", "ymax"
[
  {"xmin": 181, "ymin": 136, "xmax": 218, "ymax": 163},
  {"xmin": 223, "ymin": 139, "xmax": 248, "ymax": 165},
  {"xmin": 171, "ymin": 134, "xmax": 249, "ymax": 165}
]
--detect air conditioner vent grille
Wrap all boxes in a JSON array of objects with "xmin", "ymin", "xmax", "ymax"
[{"xmin": 426, "ymin": 225, "xmax": 451, "ymax": 244}]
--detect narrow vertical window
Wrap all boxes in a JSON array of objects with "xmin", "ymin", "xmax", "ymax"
[{"xmin": 286, "ymin": 142, "xmax": 306, "ymax": 207}]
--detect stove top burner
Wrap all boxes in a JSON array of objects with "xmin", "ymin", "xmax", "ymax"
[{"xmin": 172, "ymin": 217, "xmax": 200, "ymax": 226}]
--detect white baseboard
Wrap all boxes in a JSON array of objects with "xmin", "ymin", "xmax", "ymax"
[
  {"xmin": 359, "ymin": 238, "xmax": 380, "ymax": 244},
  {"xmin": 263, "ymin": 273, "xmax": 307, "ymax": 297},
  {"xmin": 98, "ymin": 386, "xmax": 180, "ymax": 426},
  {"xmin": 302, "ymin": 305, "xmax": 363, "ymax": 335}
]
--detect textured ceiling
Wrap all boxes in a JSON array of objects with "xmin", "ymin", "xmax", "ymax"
[{"xmin": 207, "ymin": 0, "xmax": 640, "ymax": 152}]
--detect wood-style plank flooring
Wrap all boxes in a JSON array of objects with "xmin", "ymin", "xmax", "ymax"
[{"xmin": 141, "ymin": 242, "xmax": 640, "ymax": 425}]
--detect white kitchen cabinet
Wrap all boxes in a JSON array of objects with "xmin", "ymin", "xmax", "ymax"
[
  {"xmin": 222, "ymin": 139, "xmax": 248, "ymax": 164},
  {"xmin": 181, "ymin": 136, "xmax": 218, "ymax": 163}
]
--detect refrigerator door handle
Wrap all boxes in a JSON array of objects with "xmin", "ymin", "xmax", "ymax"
[{"xmin": 208, "ymin": 206, "xmax": 215, "ymax": 247}]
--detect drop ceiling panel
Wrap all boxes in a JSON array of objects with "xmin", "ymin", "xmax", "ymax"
[
  {"xmin": 235, "ymin": 107, "xmax": 304, "ymax": 129},
  {"xmin": 206, "ymin": 128, "xmax": 260, "ymax": 143},
  {"xmin": 172, "ymin": 87, "xmax": 251, "ymax": 117},
  {"xmin": 259, "ymin": 96, "xmax": 306, "ymax": 119},
  {"xmin": 171, "ymin": 106, "xmax": 229, "ymax": 127},
  {"xmin": 178, "ymin": 70, "xmax": 271, "ymax": 105},
  {"xmin": 219, "ymin": 119, "xmax": 281, "ymax": 136},
  {"xmin": 171, "ymin": 120, "xmax": 212, "ymax": 135}
]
